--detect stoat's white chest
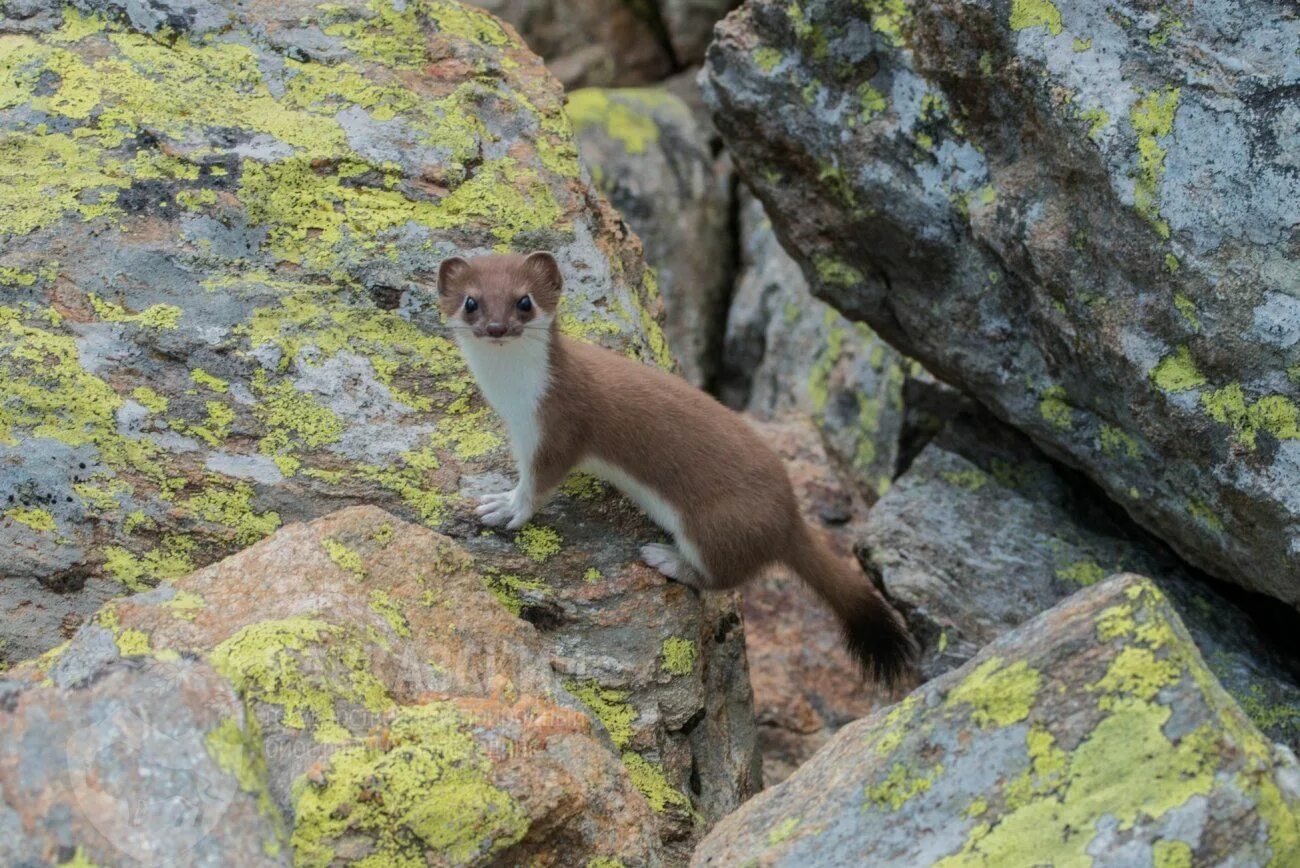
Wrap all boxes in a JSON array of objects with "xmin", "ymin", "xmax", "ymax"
[{"xmin": 456, "ymin": 328, "xmax": 552, "ymax": 469}]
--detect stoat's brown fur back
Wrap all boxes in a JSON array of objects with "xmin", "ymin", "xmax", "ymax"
[{"xmin": 437, "ymin": 252, "xmax": 917, "ymax": 685}]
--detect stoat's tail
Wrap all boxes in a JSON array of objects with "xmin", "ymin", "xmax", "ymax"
[{"xmin": 787, "ymin": 523, "xmax": 917, "ymax": 688}]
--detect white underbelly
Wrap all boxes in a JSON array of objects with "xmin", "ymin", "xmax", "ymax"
[{"xmin": 580, "ymin": 458, "xmax": 707, "ymax": 574}]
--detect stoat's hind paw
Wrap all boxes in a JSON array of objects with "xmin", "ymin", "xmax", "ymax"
[{"xmin": 640, "ymin": 543, "xmax": 701, "ymax": 587}]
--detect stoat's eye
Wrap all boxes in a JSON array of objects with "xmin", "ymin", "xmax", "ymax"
[
  {"xmin": 516, "ymin": 295, "xmax": 533, "ymax": 312},
  {"xmin": 464, "ymin": 296, "xmax": 478, "ymax": 313}
]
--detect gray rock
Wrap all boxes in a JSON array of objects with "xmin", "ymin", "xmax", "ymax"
[
  {"xmin": 693, "ymin": 574, "xmax": 1300, "ymax": 867},
  {"xmin": 866, "ymin": 403, "xmax": 1300, "ymax": 752},
  {"xmin": 569, "ymin": 87, "xmax": 734, "ymax": 386},
  {"xmin": 720, "ymin": 191, "xmax": 946, "ymax": 499},
  {"xmin": 702, "ymin": 0, "xmax": 1300, "ymax": 606},
  {"xmin": 1, "ymin": 658, "xmax": 285, "ymax": 867}
]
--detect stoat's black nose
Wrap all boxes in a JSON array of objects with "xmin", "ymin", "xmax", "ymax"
[{"xmin": 486, "ymin": 322, "xmax": 507, "ymax": 338}]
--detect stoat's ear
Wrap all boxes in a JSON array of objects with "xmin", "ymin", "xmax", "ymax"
[
  {"xmin": 523, "ymin": 251, "xmax": 563, "ymax": 310},
  {"xmin": 437, "ymin": 256, "xmax": 472, "ymax": 297}
]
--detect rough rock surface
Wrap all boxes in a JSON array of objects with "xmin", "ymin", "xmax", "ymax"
[
  {"xmin": 720, "ymin": 192, "xmax": 945, "ymax": 499},
  {"xmin": 1, "ymin": 658, "xmax": 285, "ymax": 867},
  {"xmin": 694, "ymin": 574, "xmax": 1300, "ymax": 866},
  {"xmin": 703, "ymin": 0, "xmax": 1300, "ymax": 605},
  {"xmin": 867, "ymin": 403, "xmax": 1300, "ymax": 752},
  {"xmin": 569, "ymin": 87, "xmax": 734, "ymax": 386},
  {"xmin": 743, "ymin": 415, "xmax": 896, "ymax": 784},
  {"xmin": 5, "ymin": 507, "xmax": 669, "ymax": 865},
  {"xmin": 0, "ymin": 0, "xmax": 757, "ymax": 856}
]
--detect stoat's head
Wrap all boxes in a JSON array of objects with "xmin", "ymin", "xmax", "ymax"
[{"xmin": 437, "ymin": 251, "xmax": 561, "ymax": 344}]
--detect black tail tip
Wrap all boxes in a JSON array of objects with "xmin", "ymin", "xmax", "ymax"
[{"xmin": 841, "ymin": 599, "xmax": 920, "ymax": 690}]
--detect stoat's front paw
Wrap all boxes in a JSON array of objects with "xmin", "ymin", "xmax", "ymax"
[{"xmin": 476, "ymin": 488, "xmax": 533, "ymax": 530}]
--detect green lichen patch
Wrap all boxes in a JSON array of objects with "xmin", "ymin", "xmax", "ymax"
[
  {"xmin": 89, "ymin": 295, "xmax": 182, "ymax": 329},
  {"xmin": 5, "ymin": 506, "xmax": 56, "ymax": 532},
  {"xmin": 1098, "ymin": 424, "xmax": 1140, "ymax": 459},
  {"xmin": 115, "ymin": 627, "xmax": 151, "ymax": 657},
  {"xmin": 1009, "ymin": 0, "xmax": 1063, "ymax": 35},
  {"xmin": 1150, "ymin": 346, "xmax": 1205, "ymax": 393},
  {"xmin": 1202, "ymin": 384, "xmax": 1300, "ymax": 450},
  {"xmin": 205, "ymin": 714, "xmax": 287, "ymax": 855},
  {"xmin": 1055, "ymin": 559, "xmax": 1107, "ymax": 586},
  {"xmin": 753, "ymin": 46, "xmax": 784, "ymax": 73},
  {"xmin": 210, "ymin": 617, "xmax": 391, "ymax": 743},
  {"xmin": 163, "ymin": 589, "xmax": 206, "ymax": 621},
  {"xmin": 514, "ymin": 523, "xmax": 562, "ymax": 563},
  {"xmin": 865, "ymin": 762, "xmax": 945, "ymax": 812},
  {"xmin": 1038, "ymin": 386, "xmax": 1073, "ymax": 431},
  {"xmin": 323, "ymin": 537, "xmax": 366, "ymax": 580},
  {"xmin": 103, "ymin": 534, "xmax": 196, "ymax": 591},
  {"xmin": 1173, "ymin": 293, "xmax": 1199, "ymax": 331},
  {"xmin": 566, "ymin": 679, "xmax": 637, "ymax": 749},
  {"xmin": 814, "ymin": 256, "xmax": 865, "ymax": 288},
  {"xmin": 941, "ymin": 468, "xmax": 989, "ymax": 491},
  {"xmin": 620, "ymin": 751, "xmax": 691, "ymax": 813},
  {"xmin": 566, "ymin": 88, "xmax": 663, "ymax": 155},
  {"xmin": 291, "ymin": 701, "xmax": 528, "ymax": 868},
  {"xmin": 368, "ymin": 589, "xmax": 411, "ymax": 637},
  {"xmin": 1130, "ymin": 88, "xmax": 1181, "ymax": 238},
  {"xmin": 659, "ymin": 637, "xmax": 697, "ymax": 676},
  {"xmin": 482, "ymin": 567, "xmax": 550, "ymax": 616},
  {"xmin": 945, "ymin": 657, "xmax": 1042, "ymax": 728},
  {"xmin": 768, "ymin": 816, "xmax": 802, "ymax": 846}
]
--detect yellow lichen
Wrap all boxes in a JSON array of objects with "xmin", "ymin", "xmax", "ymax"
[
  {"xmin": 290, "ymin": 701, "xmax": 528, "ymax": 867},
  {"xmin": 660, "ymin": 637, "xmax": 697, "ymax": 676},
  {"xmin": 209, "ymin": 617, "xmax": 391, "ymax": 743},
  {"xmin": 946, "ymin": 658, "xmax": 1042, "ymax": 728},
  {"xmin": 514, "ymin": 523, "xmax": 562, "ymax": 563}
]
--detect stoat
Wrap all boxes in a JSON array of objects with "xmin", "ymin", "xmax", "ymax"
[{"xmin": 437, "ymin": 252, "xmax": 916, "ymax": 685}]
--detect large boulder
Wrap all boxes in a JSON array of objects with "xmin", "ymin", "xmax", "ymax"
[
  {"xmin": 866, "ymin": 403, "xmax": 1300, "ymax": 752},
  {"xmin": 569, "ymin": 87, "xmax": 734, "ymax": 387},
  {"xmin": 702, "ymin": 0, "xmax": 1300, "ymax": 606},
  {"xmin": 720, "ymin": 191, "xmax": 945, "ymax": 500},
  {"xmin": 4, "ymin": 507, "xmax": 666, "ymax": 865},
  {"xmin": 0, "ymin": 0, "xmax": 757, "ymax": 854},
  {"xmin": 693, "ymin": 574, "xmax": 1300, "ymax": 866}
]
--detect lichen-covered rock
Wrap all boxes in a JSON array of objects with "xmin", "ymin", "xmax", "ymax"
[
  {"xmin": 0, "ymin": 0, "xmax": 654, "ymax": 664},
  {"xmin": 719, "ymin": 191, "xmax": 936, "ymax": 499},
  {"xmin": 0, "ymin": 0, "xmax": 756, "ymax": 853},
  {"xmin": 866, "ymin": 403, "xmax": 1300, "ymax": 753},
  {"xmin": 741, "ymin": 416, "xmax": 896, "ymax": 784},
  {"xmin": 1, "ymin": 658, "xmax": 285, "ymax": 867},
  {"xmin": 569, "ymin": 87, "xmax": 733, "ymax": 386},
  {"xmin": 703, "ymin": 0, "xmax": 1300, "ymax": 606},
  {"xmin": 693, "ymin": 574, "xmax": 1300, "ymax": 867},
  {"xmin": 5, "ymin": 507, "xmax": 686, "ymax": 865}
]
